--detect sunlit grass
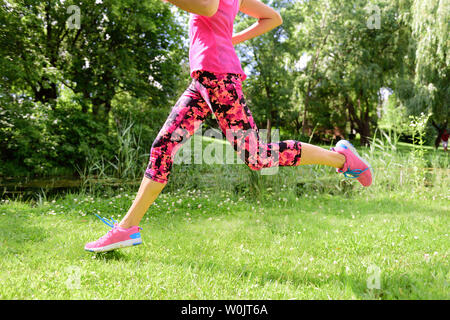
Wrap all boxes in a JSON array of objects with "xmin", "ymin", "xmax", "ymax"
[
  {"xmin": 0, "ymin": 184, "xmax": 448, "ymax": 299},
  {"xmin": 0, "ymin": 136, "xmax": 448, "ymax": 299}
]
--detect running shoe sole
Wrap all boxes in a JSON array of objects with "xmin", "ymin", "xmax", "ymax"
[{"xmin": 84, "ymin": 239, "xmax": 142, "ymax": 253}]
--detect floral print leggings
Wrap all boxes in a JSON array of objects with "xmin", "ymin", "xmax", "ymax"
[{"xmin": 145, "ymin": 71, "xmax": 302, "ymax": 183}]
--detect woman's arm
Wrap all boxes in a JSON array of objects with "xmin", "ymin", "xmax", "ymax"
[
  {"xmin": 232, "ymin": 0, "xmax": 283, "ymax": 45},
  {"xmin": 164, "ymin": 0, "xmax": 219, "ymax": 17}
]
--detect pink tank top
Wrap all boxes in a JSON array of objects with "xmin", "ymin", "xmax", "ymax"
[{"xmin": 189, "ymin": 0, "xmax": 247, "ymax": 80}]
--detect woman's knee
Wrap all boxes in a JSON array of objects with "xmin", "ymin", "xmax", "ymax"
[{"xmin": 247, "ymin": 163, "xmax": 263, "ymax": 171}]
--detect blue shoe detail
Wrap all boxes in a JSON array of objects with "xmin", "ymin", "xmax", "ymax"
[
  {"xmin": 129, "ymin": 232, "xmax": 141, "ymax": 239},
  {"xmin": 336, "ymin": 140, "xmax": 351, "ymax": 149},
  {"xmin": 343, "ymin": 167, "xmax": 370, "ymax": 179}
]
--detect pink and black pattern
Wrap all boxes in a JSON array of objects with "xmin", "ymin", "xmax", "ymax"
[{"xmin": 145, "ymin": 71, "xmax": 302, "ymax": 183}]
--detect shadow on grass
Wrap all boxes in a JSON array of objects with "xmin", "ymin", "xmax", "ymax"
[
  {"xmin": 156, "ymin": 254, "xmax": 447, "ymax": 299},
  {"xmin": 92, "ymin": 250, "xmax": 129, "ymax": 262},
  {"xmin": 301, "ymin": 196, "xmax": 447, "ymax": 218},
  {"xmin": 142, "ymin": 192, "xmax": 448, "ymax": 299},
  {"xmin": 0, "ymin": 206, "xmax": 48, "ymax": 254}
]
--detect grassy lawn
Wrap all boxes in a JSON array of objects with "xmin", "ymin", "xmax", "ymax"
[
  {"xmin": 0, "ymin": 185, "xmax": 448, "ymax": 299},
  {"xmin": 0, "ymin": 138, "xmax": 449, "ymax": 300}
]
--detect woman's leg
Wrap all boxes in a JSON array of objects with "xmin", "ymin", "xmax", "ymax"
[
  {"xmin": 300, "ymin": 143, "xmax": 345, "ymax": 168},
  {"xmin": 118, "ymin": 81, "xmax": 211, "ymax": 228},
  {"xmin": 196, "ymin": 72, "xmax": 345, "ymax": 170},
  {"xmin": 118, "ymin": 177, "xmax": 166, "ymax": 229}
]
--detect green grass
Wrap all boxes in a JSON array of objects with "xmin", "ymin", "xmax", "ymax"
[
  {"xmin": 0, "ymin": 186, "xmax": 448, "ymax": 300},
  {"xmin": 0, "ymin": 138, "xmax": 449, "ymax": 299}
]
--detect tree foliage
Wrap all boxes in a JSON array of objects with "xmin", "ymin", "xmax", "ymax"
[
  {"xmin": 0, "ymin": 0, "xmax": 448, "ymax": 177},
  {"xmin": 0, "ymin": 0, "xmax": 186, "ymax": 176}
]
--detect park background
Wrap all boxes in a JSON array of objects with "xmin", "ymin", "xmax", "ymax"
[{"xmin": 0, "ymin": 0, "xmax": 448, "ymax": 299}]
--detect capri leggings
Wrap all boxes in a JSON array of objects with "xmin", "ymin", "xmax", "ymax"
[{"xmin": 145, "ymin": 70, "xmax": 302, "ymax": 183}]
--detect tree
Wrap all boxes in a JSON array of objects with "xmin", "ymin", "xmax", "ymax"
[
  {"xmin": 0, "ymin": 0, "xmax": 187, "ymax": 176},
  {"xmin": 0, "ymin": 0, "xmax": 185, "ymax": 120},
  {"xmin": 403, "ymin": 0, "xmax": 448, "ymax": 122},
  {"xmin": 288, "ymin": 0, "xmax": 409, "ymax": 145}
]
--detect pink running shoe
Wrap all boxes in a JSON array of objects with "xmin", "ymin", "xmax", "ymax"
[
  {"xmin": 331, "ymin": 140, "xmax": 373, "ymax": 187},
  {"xmin": 84, "ymin": 214, "xmax": 142, "ymax": 253}
]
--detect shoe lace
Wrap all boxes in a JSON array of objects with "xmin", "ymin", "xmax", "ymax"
[
  {"xmin": 95, "ymin": 214, "xmax": 118, "ymax": 228},
  {"xmin": 94, "ymin": 214, "xmax": 119, "ymax": 241},
  {"xmin": 343, "ymin": 167, "xmax": 369, "ymax": 179}
]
